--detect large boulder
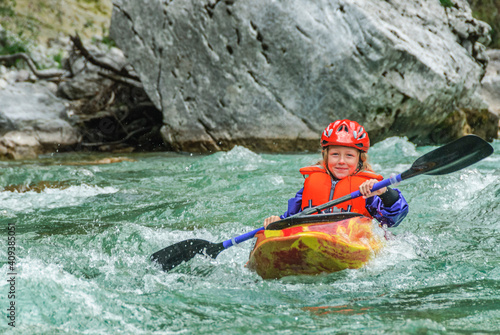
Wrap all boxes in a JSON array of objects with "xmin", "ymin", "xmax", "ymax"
[
  {"xmin": 0, "ymin": 82, "xmax": 80, "ymax": 159},
  {"xmin": 110, "ymin": 0, "xmax": 495, "ymax": 152},
  {"xmin": 480, "ymin": 49, "xmax": 500, "ymax": 137}
]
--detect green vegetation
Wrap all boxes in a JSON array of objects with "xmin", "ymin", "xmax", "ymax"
[
  {"xmin": 469, "ymin": 0, "xmax": 500, "ymax": 48},
  {"xmin": 0, "ymin": 12, "xmax": 30, "ymax": 57},
  {"xmin": 0, "ymin": 37, "xmax": 28, "ymax": 55},
  {"xmin": 52, "ymin": 51, "xmax": 64, "ymax": 69},
  {"xmin": 0, "ymin": 0, "xmax": 112, "ymax": 49},
  {"xmin": 0, "ymin": 29, "xmax": 29, "ymax": 68},
  {"xmin": 1, "ymin": 0, "xmax": 32, "ymax": 66},
  {"xmin": 0, "ymin": 0, "xmax": 16, "ymax": 17},
  {"xmin": 440, "ymin": 0, "xmax": 455, "ymax": 8},
  {"xmin": 94, "ymin": 32, "xmax": 116, "ymax": 48},
  {"xmin": 0, "ymin": 0, "xmax": 40, "ymax": 43}
]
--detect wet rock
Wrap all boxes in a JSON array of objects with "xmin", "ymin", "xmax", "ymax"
[
  {"xmin": 0, "ymin": 82, "xmax": 81, "ymax": 159},
  {"xmin": 110, "ymin": 0, "xmax": 495, "ymax": 152},
  {"xmin": 480, "ymin": 49, "xmax": 500, "ymax": 136},
  {"xmin": 430, "ymin": 108, "xmax": 499, "ymax": 144},
  {"xmin": 2, "ymin": 181, "xmax": 70, "ymax": 193}
]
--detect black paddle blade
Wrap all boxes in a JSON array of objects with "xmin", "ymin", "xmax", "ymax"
[
  {"xmin": 150, "ymin": 239, "xmax": 225, "ymax": 271},
  {"xmin": 267, "ymin": 212, "xmax": 362, "ymax": 230},
  {"xmin": 401, "ymin": 135, "xmax": 493, "ymax": 180}
]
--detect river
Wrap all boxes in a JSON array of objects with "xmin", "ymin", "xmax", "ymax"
[{"xmin": 0, "ymin": 136, "xmax": 498, "ymax": 334}]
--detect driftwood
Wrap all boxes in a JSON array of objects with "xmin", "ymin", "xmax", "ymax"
[
  {"xmin": 98, "ymin": 71, "xmax": 143, "ymax": 89},
  {"xmin": 81, "ymin": 126, "xmax": 151, "ymax": 147},
  {"xmin": 69, "ymin": 34, "xmax": 142, "ymax": 85},
  {"xmin": 0, "ymin": 53, "xmax": 65, "ymax": 79},
  {"xmin": 0, "ymin": 35, "xmax": 143, "ymax": 88},
  {"xmin": 72, "ymin": 79, "xmax": 164, "ymax": 151}
]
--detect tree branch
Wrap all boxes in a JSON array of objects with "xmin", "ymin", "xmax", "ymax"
[
  {"xmin": 0, "ymin": 53, "xmax": 65, "ymax": 79},
  {"xmin": 69, "ymin": 34, "xmax": 140, "ymax": 81}
]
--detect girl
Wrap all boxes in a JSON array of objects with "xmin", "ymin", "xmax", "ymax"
[{"xmin": 264, "ymin": 119, "xmax": 408, "ymax": 228}]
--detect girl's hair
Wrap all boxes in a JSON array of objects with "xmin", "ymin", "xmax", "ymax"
[{"xmin": 320, "ymin": 146, "xmax": 372, "ymax": 178}]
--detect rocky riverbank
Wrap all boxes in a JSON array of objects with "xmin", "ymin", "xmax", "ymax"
[
  {"xmin": 0, "ymin": 28, "xmax": 165, "ymax": 159},
  {"xmin": 1, "ymin": 0, "xmax": 499, "ymax": 160}
]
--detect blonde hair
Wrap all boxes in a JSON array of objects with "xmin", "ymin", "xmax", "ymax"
[{"xmin": 319, "ymin": 146, "xmax": 373, "ymax": 178}]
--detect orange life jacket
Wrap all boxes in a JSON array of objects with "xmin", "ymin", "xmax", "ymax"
[{"xmin": 299, "ymin": 165, "xmax": 383, "ymax": 218}]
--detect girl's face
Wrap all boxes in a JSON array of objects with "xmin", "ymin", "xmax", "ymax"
[{"xmin": 326, "ymin": 146, "xmax": 360, "ymax": 179}]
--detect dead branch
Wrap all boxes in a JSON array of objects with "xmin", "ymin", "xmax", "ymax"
[
  {"xmin": 80, "ymin": 126, "xmax": 150, "ymax": 147},
  {"xmin": 98, "ymin": 71, "xmax": 143, "ymax": 89},
  {"xmin": 0, "ymin": 53, "xmax": 65, "ymax": 79},
  {"xmin": 70, "ymin": 34, "xmax": 140, "ymax": 81}
]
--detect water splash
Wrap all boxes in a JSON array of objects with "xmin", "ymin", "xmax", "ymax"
[{"xmin": 0, "ymin": 138, "xmax": 498, "ymax": 334}]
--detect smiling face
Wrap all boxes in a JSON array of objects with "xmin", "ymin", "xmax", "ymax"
[{"xmin": 326, "ymin": 146, "xmax": 360, "ymax": 179}]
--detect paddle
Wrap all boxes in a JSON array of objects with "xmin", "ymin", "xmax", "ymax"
[{"xmin": 151, "ymin": 135, "xmax": 493, "ymax": 271}]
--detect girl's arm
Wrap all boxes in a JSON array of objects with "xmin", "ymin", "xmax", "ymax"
[
  {"xmin": 365, "ymin": 188, "xmax": 409, "ymax": 227},
  {"xmin": 279, "ymin": 188, "xmax": 304, "ymax": 219}
]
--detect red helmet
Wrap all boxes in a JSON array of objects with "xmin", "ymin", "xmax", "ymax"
[{"xmin": 321, "ymin": 119, "xmax": 370, "ymax": 152}]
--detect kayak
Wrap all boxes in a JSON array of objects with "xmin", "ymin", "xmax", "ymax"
[{"xmin": 247, "ymin": 213, "xmax": 383, "ymax": 279}]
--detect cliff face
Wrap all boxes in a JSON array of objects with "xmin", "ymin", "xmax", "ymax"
[{"xmin": 110, "ymin": 0, "xmax": 496, "ymax": 152}]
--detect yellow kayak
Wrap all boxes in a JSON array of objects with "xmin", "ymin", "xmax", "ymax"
[{"xmin": 247, "ymin": 213, "xmax": 383, "ymax": 279}]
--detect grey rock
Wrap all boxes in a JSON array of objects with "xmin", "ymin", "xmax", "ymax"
[
  {"xmin": 480, "ymin": 49, "xmax": 500, "ymax": 137},
  {"xmin": 0, "ymin": 82, "xmax": 81, "ymax": 159},
  {"xmin": 58, "ymin": 70, "xmax": 113, "ymax": 100},
  {"xmin": 110, "ymin": 0, "xmax": 494, "ymax": 152},
  {"xmin": 481, "ymin": 49, "xmax": 500, "ymax": 114}
]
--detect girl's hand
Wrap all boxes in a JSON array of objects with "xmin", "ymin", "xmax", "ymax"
[
  {"xmin": 264, "ymin": 216, "xmax": 281, "ymax": 229},
  {"xmin": 359, "ymin": 179, "xmax": 386, "ymax": 199}
]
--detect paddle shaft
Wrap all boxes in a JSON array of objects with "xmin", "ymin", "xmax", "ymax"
[
  {"xmin": 222, "ymin": 227, "xmax": 265, "ymax": 248},
  {"xmin": 220, "ymin": 174, "xmax": 403, "ymax": 248}
]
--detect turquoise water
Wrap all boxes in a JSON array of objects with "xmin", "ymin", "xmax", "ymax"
[{"xmin": 0, "ymin": 137, "xmax": 498, "ymax": 334}]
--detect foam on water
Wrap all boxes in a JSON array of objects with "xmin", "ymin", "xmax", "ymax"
[
  {"xmin": 0, "ymin": 184, "xmax": 119, "ymax": 213},
  {"xmin": 191, "ymin": 145, "xmax": 270, "ymax": 172},
  {"xmin": 439, "ymin": 169, "xmax": 498, "ymax": 210},
  {"xmin": 0, "ymin": 138, "xmax": 498, "ymax": 334},
  {"xmin": 369, "ymin": 136, "xmax": 420, "ymax": 159}
]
